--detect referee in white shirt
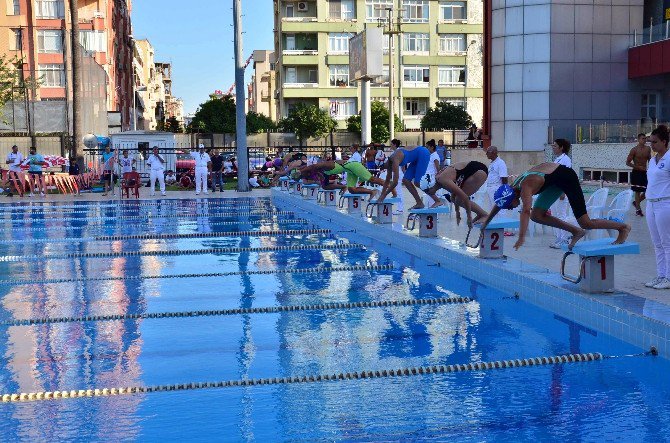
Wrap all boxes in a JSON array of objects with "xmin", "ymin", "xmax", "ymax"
[
  {"xmin": 485, "ymin": 146, "xmax": 511, "ymax": 228},
  {"xmin": 550, "ymin": 139, "xmax": 574, "ymax": 248},
  {"xmin": 191, "ymin": 144, "xmax": 212, "ymax": 195}
]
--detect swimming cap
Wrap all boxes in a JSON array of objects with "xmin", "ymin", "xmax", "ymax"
[{"xmin": 494, "ymin": 184, "xmax": 515, "ymax": 209}]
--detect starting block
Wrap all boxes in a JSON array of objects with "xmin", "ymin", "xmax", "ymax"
[
  {"xmin": 406, "ymin": 206, "xmax": 451, "ymax": 237},
  {"xmin": 366, "ymin": 197, "xmax": 401, "ymax": 224},
  {"xmin": 278, "ymin": 176, "xmax": 290, "ymax": 191},
  {"xmin": 339, "ymin": 193, "xmax": 366, "ymax": 214},
  {"xmin": 466, "ymin": 218, "xmax": 520, "ymax": 258},
  {"xmin": 317, "ymin": 189, "xmax": 338, "ymax": 206},
  {"xmin": 301, "ymin": 183, "xmax": 320, "ymax": 200},
  {"xmin": 561, "ymin": 238, "xmax": 640, "ymax": 293}
]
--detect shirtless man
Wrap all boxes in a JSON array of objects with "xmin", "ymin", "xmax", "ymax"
[{"xmin": 626, "ymin": 133, "xmax": 652, "ymax": 216}]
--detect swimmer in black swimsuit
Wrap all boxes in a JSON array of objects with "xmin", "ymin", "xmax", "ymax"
[{"xmin": 425, "ymin": 160, "xmax": 489, "ymax": 228}]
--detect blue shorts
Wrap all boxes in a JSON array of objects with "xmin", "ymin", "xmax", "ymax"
[{"xmin": 400, "ymin": 147, "xmax": 430, "ymax": 184}]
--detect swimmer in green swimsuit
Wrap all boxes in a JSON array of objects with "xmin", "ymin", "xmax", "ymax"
[{"xmin": 480, "ymin": 162, "xmax": 631, "ymax": 250}]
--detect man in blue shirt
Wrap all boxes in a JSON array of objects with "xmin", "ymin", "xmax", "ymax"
[{"xmin": 26, "ymin": 146, "xmax": 46, "ymax": 197}]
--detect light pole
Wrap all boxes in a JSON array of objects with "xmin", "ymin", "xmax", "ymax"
[{"xmin": 462, "ymin": 40, "xmax": 478, "ymax": 109}]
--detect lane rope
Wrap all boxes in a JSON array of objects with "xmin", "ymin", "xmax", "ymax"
[
  {"xmin": 0, "ymin": 352, "xmax": 605, "ymax": 402},
  {"xmin": 0, "ymin": 242, "xmax": 365, "ymax": 263},
  {"xmin": 0, "ymin": 229, "xmax": 330, "ymax": 244},
  {"xmin": 0, "ymin": 261, "xmax": 384, "ymax": 286},
  {"xmin": 2, "ymin": 295, "xmax": 467, "ymax": 326}
]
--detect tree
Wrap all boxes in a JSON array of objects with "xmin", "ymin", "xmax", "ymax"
[
  {"xmin": 279, "ymin": 103, "xmax": 336, "ymax": 146},
  {"xmin": 246, "ymin": 111, "xmax": 276, "ymax": 134},
  {"xmin": 346, "ymin": 100, "xmax": 404, "ymax": 143},
  {"xmin": 164, "ymin": 115, "xmax": 184, "ymax": 133},
  {"xmin": 191, "ymin": 94, "xmax": 236, "ymax": 133},
  {"xmin": 420, "ymin": 101, "xmax": 473, "ymax": 130}
]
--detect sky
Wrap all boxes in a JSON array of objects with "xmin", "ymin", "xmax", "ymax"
[{"xmin": 131, "ymin": 0, "xmax": 275, "ymax": 115}]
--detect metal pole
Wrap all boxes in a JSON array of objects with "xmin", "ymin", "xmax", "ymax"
[
  {"xmin": 234, "ymin": 0, "xmax": 249, "ymax": 191},
  {"xmin": 361, "ymin": 79, "xmax": 371, "ymax": 145}
]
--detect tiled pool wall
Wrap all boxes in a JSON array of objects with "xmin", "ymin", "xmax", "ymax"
[{"xmin": 272, "ymin": 189, "xmax": 670, "ymax": 359}]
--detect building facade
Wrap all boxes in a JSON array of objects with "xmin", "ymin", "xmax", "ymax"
[
  {"xmin": 0, "ymin": 0, "xmax": 133, "ymax": 133},
  {"xmin": 273, "ymin": 0, "xmax": 484, "ymax": 130},
  {"xmin": 248, "ymin": 49, "xmax": 277, "ymax": 121}
]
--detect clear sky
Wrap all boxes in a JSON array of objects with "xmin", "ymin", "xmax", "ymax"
[{"xmin": 131, "ymin": 0, "xmax": 274, "ymax": 115}]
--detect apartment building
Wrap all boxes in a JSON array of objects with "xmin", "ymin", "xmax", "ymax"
[
  {"xmin": 248, "ymin": 49, "xmax": 277, "ymax": 121},
  {"xmin": 273, "ymin": 0, "xmax": 483, "ymax": 129}
]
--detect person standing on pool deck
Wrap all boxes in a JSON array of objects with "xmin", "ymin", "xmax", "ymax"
[
  {"xmin": 627, "ymin": 133, "xmax": 652, "ymax": 216},
  {"xmin": 146, "ymin": 146, "xmax": 166, "ymax": 196},
  {"xmin": 377, "ymin": 140, "xmax": 432, "ymax": 210},
  {"xmin": 644, "ymin": 125, "xmax": 670, "ymax": 290},
  {"xmin": 549, "ymin": 139, "xmax": 573, "ymax": 249},
  {"xmin": 485, "ymin": 163, "xmax": 631, "ymax": 250},
  {"xmin": 191, "ymin": 144, "xmax": 211, "ymax": 195}
]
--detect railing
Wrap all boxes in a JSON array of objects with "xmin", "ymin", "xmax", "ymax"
[{"xmin": 572, "ymin": 121, "xmax": 665, "ymax": 144}]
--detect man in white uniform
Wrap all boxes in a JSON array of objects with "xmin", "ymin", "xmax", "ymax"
[
  {"xmin": 146, "ymin": 146, "xmax": 166, "ymax": 196},
  {"xmin": 550, "ymin": 139, "xmax": 573, "ymax": 248},
  {"xmin": 191, "ymin": 144, "xmax": 211, "ymax": 195},
  {"xmin": 485, "ymin": 146, "xmax": 510, "ymax": 228},
  {"xmin": 5, "ymin": 145, "xmax": 24, "ymax": 197}
]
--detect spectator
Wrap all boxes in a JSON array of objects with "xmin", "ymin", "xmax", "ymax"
[
  {"xmin": 5, "ymin": 145, "xmax": 24, "ymax": 197},
  {"xmin": 25, "ymin": 146, "xmax": 47, "ymax": 197},
  {"xmin": 645, "ymin": 125, "xmax": 670, "ymax": 289},
  {"xmin": 210, "ymin": 149, "xmax": 224, "ymax": 192},
  {"xmin": 549, "ymin": 139, "xmax": 573, "ymax": 249},
  {"xmin": 100, "ymin": 145, "xmax": 116, "ymax": 196},
  {"xmin": 146, "ymin": 146, "xmax": 166, "ymax": 196},
  {"xmin": 190, "ymin": 144, "xmax": 211, "ymax": 195}
]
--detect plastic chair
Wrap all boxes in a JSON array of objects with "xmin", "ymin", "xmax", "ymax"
[{"xmin": 121, "ymin": 172, "xmax": 141, "ymax": 199}]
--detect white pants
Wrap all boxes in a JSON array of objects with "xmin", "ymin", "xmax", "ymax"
[
  {"xmin": 150, "ymin": 170, "xmax": 165, "ymax": 194},
  {"xmin": 551, "ymin": 197, "xmax": 570, "ymax": 242},
  {"xmin": 195, "ymin": 167, "xmax": 208, "ymax": 193},
  {"xmin": 647, "ymin": 199, "xmax": 670, "ymax": 278},
  {"xmin": 486, "ymin": 185, "xmax": 508, "ymax": 218}
]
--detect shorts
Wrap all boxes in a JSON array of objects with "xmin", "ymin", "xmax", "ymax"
[
  {"xmin": 400, "ymin": 147, "xmax": 430, "ymax": 184},
  {"xmin": 343, "ymin": 162, "xmax": 372, "ymax": 188},
  {"xmin": 631, "ymin": 169, "xmax": 647, "ymax": 193},
  {"xmin": 533, "ymin": 166, "xmax": 587, "ymax": 219}
]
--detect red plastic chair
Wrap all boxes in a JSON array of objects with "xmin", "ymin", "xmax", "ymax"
[{"xmin": 121, "ymin": 172, "xmax": 141, "ymax": 199}]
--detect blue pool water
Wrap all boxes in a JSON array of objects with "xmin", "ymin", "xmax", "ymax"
[{"xmin": 0, "ymin": 197, "xmax": 669, "ymax": 441}]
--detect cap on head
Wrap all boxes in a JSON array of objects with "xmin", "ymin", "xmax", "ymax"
[{"xmin": 494, "ymin": 184, "xmax": 515, "ymax": 209}]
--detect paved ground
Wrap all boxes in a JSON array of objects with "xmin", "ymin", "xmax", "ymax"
[{"xmin": 2, "ymin": 186, "xmax": 665, "ymax": 305}]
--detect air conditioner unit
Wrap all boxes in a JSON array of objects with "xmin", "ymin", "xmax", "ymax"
[{"xmin": 297, "ymin": 2, "xmax": 308, "ymax": 12}]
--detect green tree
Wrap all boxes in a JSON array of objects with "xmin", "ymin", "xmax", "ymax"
[
  {"xmin": 279, "ymin": 103, "xmax": 336, "ymax": 146},
  {"xmin": 164, "ymin": 115, "xmax": 184, "ymax": 133},
  {"xmin": 420, "ymin": 101, "xmax": 473, "ymax": 130},
  {"xmin": 346, "ymin": 101, "xmax": 404, "ymax": 143},
  {"xmin": 246, "ymin": 111, "xmax": 276, "ymax": 134},
  {"xmin": 191, "ymin": 94, "xmax": 236, "ymax": 133}
]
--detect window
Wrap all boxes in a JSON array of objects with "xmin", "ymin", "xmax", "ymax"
[
  {"xmin": 329, "ymin": 0, "xmax": 354, "ymax": 20},
  {"xmin": 10, "ymin": 28, "xmax": 22, "ymax": 51},
  {"xmin": 37, "ymin": 30, "xmax": 63, "ymax": 53},
  {"xmin": 438, "ymin": 66, "xmax": 466, "ymax": 86},
  {"xmin": 403, "ymin": 33, "xmax": 429, "ymax": 53},
  {"xmin": 441, "ymin": 98, "xmax": 466, "ymax": 108},
  {"xmin": 404, "ymin": 98, "xmax": 428, "ymax": 116},
  {"xmin": 286, "ymin": 4, "xmax": 295, "ymax": 17},
  {"xmin": 10, "ymin": 0, "xmax": 19, "ymax": 15},
  {"xmin": 329, "ymin": 98, "xmax": 357, "ymax": 119},
  {"xmin": 366, "ymin": 0, "xmax": 392, "ymax": 21},
  {"xmin": 79, "ymin": 30, "xmax": 107, "ymax": 53},
  {"xmin": 35, "ymin": 0, "xmax": 65, "ymax": 18},
  {"xmin": 403, "ymin": 0, "xmax": 429, "ymax": 22},
  {"xmin": 329, "ymin": 32, "xmax": 352, "ymax": 53},
  {"xmin": 439, "ymin": 34, "xmax": 466, "ymax": 53},
  {"xmin": 641, "ymin": 93, "xmax": 658, "ymax": 120},
  {"xmin": 403, "ymin": 66, "xmax": 430, "ymax": 83},
  {"xmin": 38, "ymin": 64, "xmax": 65, "ymax": 87},
  {"xmin": 440, "ymin": 1, "xmax": 466, "ymax": 20},
  {"xmin": 329, "ymin": 65, "xmax": 351, "ymax": 86}
]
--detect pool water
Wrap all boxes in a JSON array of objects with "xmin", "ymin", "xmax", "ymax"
[{"xmin": 0, "ymin": 197, "xmax": 669, "ymax": 441}]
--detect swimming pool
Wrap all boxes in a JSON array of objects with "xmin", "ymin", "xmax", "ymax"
[{"xmin": 0, "ymin": 197, "xmax": 669, "ymax": 441}]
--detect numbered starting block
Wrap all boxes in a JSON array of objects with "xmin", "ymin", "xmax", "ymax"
[
  {"xmin": 406, "ymin": 206, "xmax": 451, "ymax": 237},
  {"xmin": 366, "ymin": 197, "xmax": 401, "ymax": 224},
  {"xmin": 278, "ymin": 176, "xmax": 290, "ymax": 191},
  {"xmin": 318, "ymin": 189, "xmax": 338, "ymax": 206},
  {"xmin": 339, "ymin": 193, "xmax": 366, "ymax": 214},
  {"xmin": 301, "ymin": 183, "xmax": 320, "ymax": 200},
  {"xmin": 560, "ymin": 238, "xmax": 640, "ymax": 293},
  {"xmin": 466, "ymin": 218, "xmax": 520, "ymax": 258}
]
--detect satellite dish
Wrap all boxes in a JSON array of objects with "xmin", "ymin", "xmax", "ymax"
[{"xmin": 83, "ymin": 134, "xmax": 99, "ymax": 149}]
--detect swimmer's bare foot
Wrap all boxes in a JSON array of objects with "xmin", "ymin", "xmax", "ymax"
[
  {"xmin": 429, "ymin": 201, "xmax": 443, "ymax": 209},
  {"xmin": 613, "ymin": 224, "xmax": 631, "ymax": 244},
  {"xmin": 567, "ymin": 229, "xmax": 586, "ymax": 250}
]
